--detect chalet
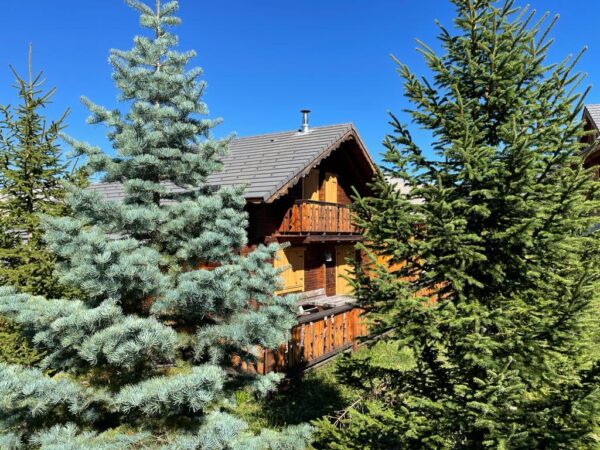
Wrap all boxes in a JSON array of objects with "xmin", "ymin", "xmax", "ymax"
[
  {"xmin": 583, "ymin": 104, "xmax": 600, "ymax": 170},
  {"xmin": 226, "ymin": 118, "xmax": 375, "ymax": 306},
  {"xmin": 91, "ymin": 112, "xmax": 376, "ymax": 372}
]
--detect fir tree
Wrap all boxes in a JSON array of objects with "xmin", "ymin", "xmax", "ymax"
[
  {"xmin": 0, "ymin": 46, "xmax": 78, "ymax": 298},
  {"xmin": 0, "ymin": 1, "xmax": 310, "ymax": 448},
  {"xmin": 319, "ymin": 1, "xmax": 600, "ymax": 448}
]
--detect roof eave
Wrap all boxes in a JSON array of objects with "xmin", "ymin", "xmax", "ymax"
[
  {"xmin": 583, "ymin": 106, "xmax": 598, "ymax": 132},
  {"xmin": 582, "ymin": 107, "xmax": 600, "ymax": 158}
]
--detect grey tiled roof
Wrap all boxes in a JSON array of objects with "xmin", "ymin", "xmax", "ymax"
[
  {"xmin": 585, "ymin": 104, "xmax": 600, "ymax": 131},
  {"xmin": 90, "ymin": 123, "xmax": 362, "ymax": 203},
  {"xmin": 87, "ymin": 180, "xmax": 187, "ymax": 204}
]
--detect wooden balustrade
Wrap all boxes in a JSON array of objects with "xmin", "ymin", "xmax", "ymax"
[
  {"xmin": 278, "ymin": 200, "xmax": 359, "ymax": 234},
  {"xmin": 234, "ymin": 305, "xmax": 368, "ymax": 375}
]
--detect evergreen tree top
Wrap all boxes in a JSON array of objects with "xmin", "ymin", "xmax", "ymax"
[
  {"xmin": 0, "ymin": 45, "xmax": 70, "ymax": 223},
  {"xmin": 65, "ymin": 0, "xmax": 226, "ymax": 204}
]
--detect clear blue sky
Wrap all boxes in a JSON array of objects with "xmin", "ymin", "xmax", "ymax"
[{"xmin": 2, "ymin": 1, "xmax": 599, "ymax": 165}]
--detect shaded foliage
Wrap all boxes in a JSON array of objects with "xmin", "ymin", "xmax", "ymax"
[{"xmin": 0, "ymin": 316, "xmax": 40, "ymax": 366}]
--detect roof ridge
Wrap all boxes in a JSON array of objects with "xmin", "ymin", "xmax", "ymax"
[{"xmin": 233, "ymin": 123, "xmax": 353, "ymax": 141}]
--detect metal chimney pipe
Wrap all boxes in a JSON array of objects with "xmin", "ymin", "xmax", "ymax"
[{"xmin": 300, "ymin": 109, "xmax": 311, "ymax": 133}]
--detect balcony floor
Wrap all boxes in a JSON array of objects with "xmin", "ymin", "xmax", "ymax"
[{"xmin": 298, "ymin": 291, "xmax": 356, "ymax": 309}]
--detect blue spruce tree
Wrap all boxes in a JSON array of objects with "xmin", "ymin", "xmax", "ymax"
[{"xmin": 0, "ymin": 1, "xmax": 310, "ymax": 448}]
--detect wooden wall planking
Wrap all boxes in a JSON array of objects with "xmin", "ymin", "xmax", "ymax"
[{"xmin": 246, "ymin": 305, "xmax": 368, "ymax": 375}]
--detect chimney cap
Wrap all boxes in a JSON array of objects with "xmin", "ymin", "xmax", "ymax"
[{"xmin": 300, "ymin": 109, "xmax": 311, "ymax": 133}]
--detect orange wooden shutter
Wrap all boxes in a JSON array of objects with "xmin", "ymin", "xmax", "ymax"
[
  {"xmin": 275, "ymin": 247, "xmax": 305, "ymax": 294},
  {"xmin": 324, "ymin": 172, "xmax": 338, "ymax": 203},
  {"xmin": 335, "ymin": 245, "xmax": 355, "ymax": 295},
  {"xmin": 303, "ymin": 169, "xmax": 320, "ymax": 201}
]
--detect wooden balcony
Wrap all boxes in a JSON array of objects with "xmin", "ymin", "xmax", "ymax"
[
  {"xmin": 278, "ymin": 200, "xmax": 359, "ymax": 234},
  {"xmin": 234, "ymin": 304, "xmax": 368, "ymax": 375}
]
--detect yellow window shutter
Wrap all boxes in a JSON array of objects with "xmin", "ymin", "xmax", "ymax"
[
  {"xmin": 274, "ymin": 247, "xmax": 305, "ymax": 294},
  {"xmin": 288, "ymin": 247, "xmax": 305, "ymax": 290},
  {"xmin": 303, "ymin": 169, "xmax": 320, "ymax": 201},
  {"xmin": 324, "ymin": 172, "xmax": 338, "ymax": 203},
  {"xmin": 335, "ymin": 245, "xmax": 355, "ymax": 295}
]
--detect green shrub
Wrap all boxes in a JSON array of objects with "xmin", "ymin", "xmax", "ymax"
[{"xmin": 0, "ymin": 315, "xmax": 40, "ymax": 366}]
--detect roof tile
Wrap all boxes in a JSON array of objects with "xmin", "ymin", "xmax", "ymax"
[
  {"xmin": 585, "ymin": 104, "xmax": 600, "ymax": 131},
  {"xmin": 90, "ymin": 123, "xmax": 356, "ymax": 202}
]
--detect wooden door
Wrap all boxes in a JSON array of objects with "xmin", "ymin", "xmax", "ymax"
[
  {"xmin": 335, "ymin": 245, "xmax": 355, "ymax": 295},
  {"xmin": 274, "ymin": 247, "xmax": 305, "ymax": 294},
  {"xmin": 325, "ymin": 247, "xmax": 336, "ymax": 296},
  {"xmin": 303, "ymin": 169, "xmax": 320, "ymax": 201},
  {"xmin": 324, "ymin": 172, "xmax": 338, "ymax": 203}
]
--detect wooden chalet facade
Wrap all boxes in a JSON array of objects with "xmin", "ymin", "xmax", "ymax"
[
  {"xmin": 583, "ymin": 104, "xmax": 600, "ymax": 170},
  {"xmin": 240, "ymin": 127, "xmax": 375, "ymax": 303},
  {"xmin": 91, "ymin": 116, "xmax": 376, "ymax": 373}
]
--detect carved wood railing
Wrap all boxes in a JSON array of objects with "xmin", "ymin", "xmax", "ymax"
[{"xmin": 278, "ymin": 200, "xmax": 359, "ymax": 234}]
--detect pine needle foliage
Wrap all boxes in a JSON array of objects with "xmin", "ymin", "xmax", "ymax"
[
  {"xmin": 323, "ymin": 1, "xmax": 600, "ymax": 448},
  {"xmin": 0, "ymin": 46, "xmax": 81, "ymax": 298},
  {"xmin": 0, "ymin": 316, "xmax": 40, "ymax": 366},
  {"xmin": 0, "ymin": 1, "xmax": 310, "ymax": 448}
]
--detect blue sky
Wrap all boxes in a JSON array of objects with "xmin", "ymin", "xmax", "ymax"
[{"xmin": 2, "ymin": 0, "xmax": 599, "ymax": 165}]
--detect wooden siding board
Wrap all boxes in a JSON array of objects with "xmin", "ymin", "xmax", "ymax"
[
  {"xmin": 324, "ymin": 172, "xmax": 338, "ymax": 203},
  {"xmin": 242, "ymin": 306, "xmax": 368, "ymax": 375},
  {"xmin": 274, "ymin": 247, "xmax": 305, "ymax": 294},
  {"xmin": 303, "ymin": 169, "xmax": 320, "ymax": 201},
  {"xmin": 335, "ymin": 244, "xmax": 355, "ymax": 295}
]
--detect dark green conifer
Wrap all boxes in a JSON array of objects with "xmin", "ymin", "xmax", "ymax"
[
  {"xmin": 0, "ymin": 46, "xmax": 78, "ymax": 298},
  {"xmin": 317, "ymin": 1, "xmax": 600, "ymax": 448},
  {"xmin": 0, "ymin": 48, "xmax": 77, "ymax": 367}
]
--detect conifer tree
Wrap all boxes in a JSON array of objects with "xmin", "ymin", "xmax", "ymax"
[
  {"xmin": 0, "ymin": 1, "xmax": 309, "ymax": 448},
  {"xmin": 318, "ymin": 1, "xmax": 600, "ymax": 448},
  {"xmin": 0, "ymin": 316, "xmax": 40, "ymax": 366},
  {"xmin": 0, "ymin": 48, "xmax": 75, "ymax": 366},
  {"xmin": 0, "ymin": 46, "xmax": 77, "ymax": 298}
]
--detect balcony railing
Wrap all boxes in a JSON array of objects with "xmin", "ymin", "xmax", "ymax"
[{"xmin": 278, "ymin": 200, "xmax": 359, "ymax": 234}]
